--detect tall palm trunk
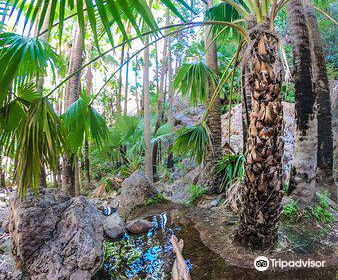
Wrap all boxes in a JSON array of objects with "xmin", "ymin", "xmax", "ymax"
[
  {"xmin": 117, "ymin": 42, "xmax": 125, "ymax": 115},
  {"xmin": 286, "ymin": 0, "xmax": 317, "ymax": 207},
  {"xmin": 124, "ymin": 49, "xmax": 130, "ymax": 115},
  {"xmin": 134, "ymin": 55, "xmax": 140, "ymax": 114},
  {"xmin": 143, "ymin": 0, "xmax": 153, "ymax": 182},
  {"xmin": 84, "ymin": 42, "xmax": 93, "ymax": 188},
  {"xmin": 152, "ymin": 8, "xmax": 170, "ymax": 181},
  {"xmin": 167, "ymin": 38, "xmax": 174, "ymax": 169},
  {"xmin": 35, "ymin": 2, "xmax": 52, "ymax": 189},
  {"xmin": 63, "ymin": 26, "xmax": 84, "ymax": 197},
  {"xmin": 202, "ymin": 0, "xmax": 222, "ymax": 192},
  {"xmin": 303, "ymin": 0, "xmax": 333, "ymax": 182},
  {"xmin": 235, "ymin": 22, "xmax": 284, "ymax": 250}
]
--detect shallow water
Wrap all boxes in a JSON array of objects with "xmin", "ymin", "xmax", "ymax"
[{"xmin": 94, "ymin": 210, "xmax": 337, "ymax": 280}]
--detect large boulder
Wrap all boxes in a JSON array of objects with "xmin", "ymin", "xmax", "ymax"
[
  {"xmin": 117, "ymin": 171, "xmax": 157, "ymax": 218},
  {"xmin": 9, "ymin": 189, "xmax": 104, "ymax": 280}
]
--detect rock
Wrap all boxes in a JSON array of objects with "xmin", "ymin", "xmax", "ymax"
[
  {"xmin": 9, "ymin": 189, "xmax": 104, "ymax": 280},
  {"xmin": 1, "ymin": 221, "xmax": 9, "ymax": 233},
  {"xmin": 103, "ymin": 213, "xmax": 125, "ymax": 239},
  {"xmin": 0, "ymin": 208, "xmax": 8, "ymax": 226},
  {"xmin": 210, "ymin": 199, "xmax": 219, "ymax": 207},
  {"xmin": 164, "ymin": 180, "xmax": 190, "ymax": 203},
  {"xmin": 126, "ymin": 219, "xmax": 154, "ymax": 234},
  {"xmin": 0, "ymin": 255, "xmax": 23, "ymax": 280},
  {"xmin": 117, "ymin": 171, "xmax": 157, "ymax": 217}
]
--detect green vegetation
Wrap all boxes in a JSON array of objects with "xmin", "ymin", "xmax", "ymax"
[
  {"xmin": 188, "ymin": 184, "xmax": 206, "ymax": 204},
  {"xmin": 146, "ymin": 192, "xmax": 166, "ymax": 206}
]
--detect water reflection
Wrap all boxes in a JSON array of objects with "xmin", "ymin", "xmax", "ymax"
[{"xmin": 101, "ymin": 213, "xmax": 187, "ymax": 280}]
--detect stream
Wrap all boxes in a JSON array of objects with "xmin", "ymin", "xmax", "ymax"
[{"xmin": 93, "ymin": 209, "xmax": 337, "ymax": 280}]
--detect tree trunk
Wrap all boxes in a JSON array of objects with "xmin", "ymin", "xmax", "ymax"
[
  {"xmin": 201, "ymin": 0, "xmax": 222, "ymax": 193},
  {"xmin": 167, "ymin": 38, "xmax": 174, "ymax": 169},
  {"xmin": 117, "ymin": 42, "xmax": 125, "ymax": 115},
  {"xmin": 152, "ymin": 8, "xmax": 170, "ymax": 181},
  {"xmin": 134, "ymin": 55, "xmax": 140, "ymax": 114},
  {"xmin": 303, "ymin": 0, "xmax": 333, "ymax": 182},
  {"xmin": 143, "ymin": 0, "xmax": 153, "ymax": 183},
  {"xmin": 0, "ymin": 153, "xmax": 5, "ymax": 188},
  {"xmin": 235, "ymin": 23, "xmax": 284, "ymax": 250},
  {"xmin": 63, "ymin": 26, "xmax": 84, "ymax": 196},
  {"xmin": 124, "ymin": 49, "xmax": 130, "ymax": 115},
  {"xmin": 286, "ymin": 0, "xmax": 317, "ymax": 207},
  {"xmin": 84, "ymin": 42, "xmax": 92, "ymax": 188}
]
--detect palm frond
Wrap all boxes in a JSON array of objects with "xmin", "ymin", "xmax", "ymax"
[
  {"xmin": 62, "ymin": 93, "xmax": 109, "ymax": 153},
  {"xmin": 6, "ymin": 0, "xmax": 193, "ymax": 47},
  {"xmin": 173, "ymin": 61, "xmax": 218, "ymax": 105},
  {"xmin": 214, "ymin": 153, "xmax": 245, "ymax": 190},
  {"xmin": 173, "ymin": 123, "xmax": 211, "ymax": 164},
  {"xmin": 15, "ymin": 97, "xmax": 65, "ymax": 198},
  {"xmin": 0, "ymin": 32, "xmax": 57, "ymax": 100}
]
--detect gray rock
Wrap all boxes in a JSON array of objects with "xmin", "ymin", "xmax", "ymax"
[
  {"xmin": 9, "ymin": 189, "xmax": 104, "ymax": 280},
  {"xmin": 210, "ymin": 199, "xmax": 219, "ymax": 207},
  {"xmin": 117, "ymin": 171, "xmax": 157, "ymax": 217},
  {"xmin": 103, "ymin": 213, "xmax": 125, "ymax": 239},
  {"xmin": 126, "ymin": 219, "xmax": 154, "ymax": 234},
  {"xmin": 1, "ymin": 221, "xmax": 8, "ymax": 233},
  {"xmin": 0, "ymin": 255, "xmax": 23, "ymax": 280},
  {"xmin": 0, "ymin": 208, "xmax": 8, "ymax": 226}
]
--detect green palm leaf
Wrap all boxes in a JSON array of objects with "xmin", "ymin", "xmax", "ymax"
[
  {"xmin": 174, "ymin": 61, "xmax": 218, "ymax": 105},
  {"xmin": 0, "ymin": 32, "xmax": 57, "ymax": 101}
]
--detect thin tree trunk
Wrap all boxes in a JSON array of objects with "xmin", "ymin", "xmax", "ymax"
[
  {"xmin": 235, "ymin": 22, "xmax": 284, "ymax": 250},
  {"xmin": 167, "ymin": 37, "xmax": 174, "ymax": 169},
  {"xmin": 84, "ymin": 42, "xmax": 92, "ymax": 188},
  {"xmin": 303, "ymin": 0, "xmax": 333, "ymax": 182},
  {"xmin": 287, "ymin": 0, "xmax": 317, "ymax": 207},
  {"xmin": 0, "ymin": 153, "xmax": 5, "ymax": 188},
  {"xmin": 134, "ymin": 55, "xmax": 140, "ymax": 114},
  {"xmin": 63, "ymin": 26, "xmax": 84, "ymax": 197},
  {"xmin": 201, "ymin": 0, "xmax": 222, "ymax": 193},
  {"xmin": 117, "ymin": 42, "xmax": 125, "ymax": 115},
  {"xmin": 35, "ymin": 2, "xmax": 52, "ymax": 189},
  {"xmin": 124, "ymin": 49, "xmax": 130, "ymax": 115},
  {"xmin": 152, "ymin": 8, "xmax": 170, "ymax": 181},
  {"xmin": 143, "ymin": 0, "xmax": 153, "ymax": 183}
]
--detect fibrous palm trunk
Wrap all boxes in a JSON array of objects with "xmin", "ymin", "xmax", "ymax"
[
  {"xmin": 63, "ymin": 26, "xmax": 84, "ymax": 197},
  {"xmin": 303, "ymin": 0, "xmax": 333, "ymax": 182},
  {"xmin": 201, "ymin": 0, "xmax": 222, "ymax": 193},
  {"xmin": 143, "ymin": 0, "xmax": 153, "ymax": 183},
  {"xmin": 286, "ymin": 0, "xmax": 317, "ymax": 207},
  {"xmin": 235, "ymin": 23, "xmax": 284, "ymax": 250}
]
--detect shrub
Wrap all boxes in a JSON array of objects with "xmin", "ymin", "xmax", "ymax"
[{"xmin": 188, "ymin": 184, "xmax": 206, "ymax": 204}]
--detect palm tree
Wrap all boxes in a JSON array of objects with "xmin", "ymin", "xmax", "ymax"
[
  {"xmin": 153, "ymin": 8, "xmax": 170, "ymax": 180},
  {"xmin": 123, "ymin": 48, "xmax": 130, "ymax": 115},
  {"xmin": 143, "ymin": 0, "xmax": 154, "ymax": 183},
  {"xmin": 202, "ymin": 0, "xmax": 222, "ymax": 193},
  {"xmin": 208, "ymin": 1, "xmax": 286, "ymax": 250},
  {"xmin": 286, "ymin": 0, "xmax": 317, "ymax": 207},
  {"xmin": 303, "ymin": 0, "xmax": 333, "ymax": 182},
  {"xmin": 62, "ymin": 25, "xmax": 84, "ymax": 197},
  {"xmin": 117, "ymin": 42, "xmax": 125, "ymax": 115}
]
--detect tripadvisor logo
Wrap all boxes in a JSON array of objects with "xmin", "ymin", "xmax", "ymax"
[
  {"xmin": 254, "ymin": 256, "xmax": 326, "ymax": 271},
  {"xmin": 254, "ymin": 256, "xmax": 269, "ymax": 271}
]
